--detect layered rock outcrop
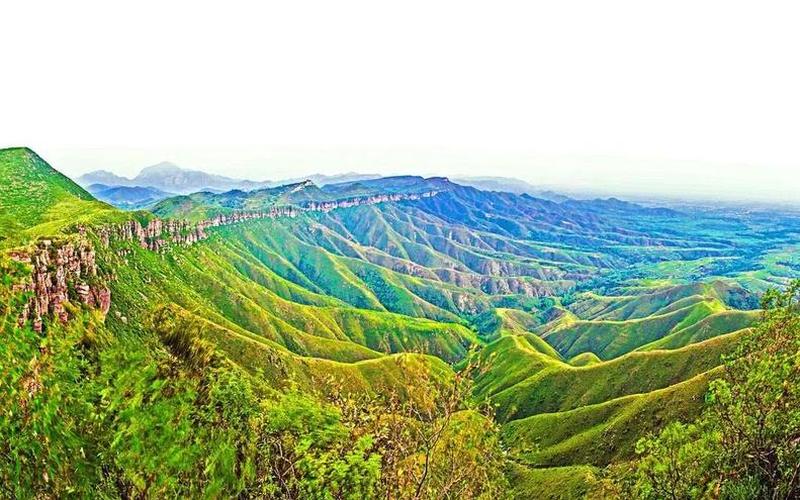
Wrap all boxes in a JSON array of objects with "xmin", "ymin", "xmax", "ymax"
[
  {"xmin": 12, "ymin": 238, "xmax": 110, "ymax": 333},
  {"xmin": 11, "ymin": 191, "xmax": 441, "ymax": 332},
  {"xmin": 97, "ymin": 206, "xmax": 300, "ymax": 250},
  {"xmin": 302, "ymin": 191, "xmax": 438, "ymax": 212},
  {"xmin": 97, "ymin": 192, "xmax": 439, "ymax": 252}
]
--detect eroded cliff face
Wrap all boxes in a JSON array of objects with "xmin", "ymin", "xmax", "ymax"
[
  {"xmin": 9, "ymin": 191, "xmax": 443, "ymax": 333},
  {"xmin": 97, "ymin": 192, "xmax": 440, "ymax": 252},
  {"xmin": 302, "ymin": 191, "xmax": 439, "ymax": 212},
  {"xmin": 11, "ymin": 237, "xmax": 110, "ymax": 333},
  {"xmin": 97, "ymin": 206, "xmax": 301, "ymax": 250}
]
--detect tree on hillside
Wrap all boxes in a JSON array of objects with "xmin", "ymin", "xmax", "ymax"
[
  {"xmin": 319, "ymin": 353, "xmax": 508, "ymax": 500},
  {"xmin": 620, "ymin": 280, "xmax": 800, "ymax": 499}
]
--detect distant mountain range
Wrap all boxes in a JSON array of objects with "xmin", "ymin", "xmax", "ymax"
[
  {"xmin": 78, "ymin": 164, "xmax": 571, "ymax": 202},
  {"xmin": 77, "ymin": 162, "xmax": 382, "ymax": 195},
  {"xmin": 452, "ymin": 176, "xmax": 571, "ymax": 202},
  {"xmin": 76, "ymin": 168, "xmax": 579, "ymax": 212},
  {"xmin": 86, "ymin": 184, "xmax": 175, "ymax": 210},
  {"xmin": 77, "ymin": 162, "xmax": 272, "ymax": 194},
  {"xmin": 282, "ymin": 172, "xmax": 382, "ymax": 187}
]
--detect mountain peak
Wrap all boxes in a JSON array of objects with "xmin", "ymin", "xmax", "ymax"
[
  {"xmin": 0, "ymin": 147, "xmax": 104, "ymax": 238},
  {"xmin": 1, "ymin": 146, "xmax": 36, "ymax": 156},
  {"xmin": 138, "ymin": 161, "xmax": 183, "ymax": 176},
  {"xmin": 270, "ymin": 179, "xmax": 318, "ymax": 195}
]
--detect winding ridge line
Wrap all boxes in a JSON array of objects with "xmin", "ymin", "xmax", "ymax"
[{"xmin": 9, "ymin": 190, "xmax": 442, "ymax": 332}]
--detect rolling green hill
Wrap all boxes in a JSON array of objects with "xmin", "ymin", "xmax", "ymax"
[
  {"xmin": 541, "ymin": 298, "xmax": 728, "ymax": 359},
  {"xmin": 484, "ymin": 332, "xmax": 740, "ymax": 421},
  {"xmin": 0, "ymin": 147, "xmax": 124, "ymax": 245},
  {"xmin": 501, "ymin": 367, "xmax": 720, "ymax": 467},
  {"xmin": 2, "ymin": 147, "xmax": 800, "ymax": 497}
]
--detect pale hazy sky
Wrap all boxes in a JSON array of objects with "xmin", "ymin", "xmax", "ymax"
[{"xmin": 2, "ymin": 1, "xmax": 799, "ymax": 203}]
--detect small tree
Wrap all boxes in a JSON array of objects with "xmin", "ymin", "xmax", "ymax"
[
  {"xmin": 628, "ymin": 280, "xmax": 800, "ymax": 499},
  {"xmin": 319, "ymin": 353, "xmax": 508, "ymax": 499},
  {"xmin": 704, "ymin": 281, "xmax": 800, "ymax": 498}
]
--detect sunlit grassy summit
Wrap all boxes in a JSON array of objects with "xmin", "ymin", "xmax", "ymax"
[{"xmin": 0, "ymin": 147, "xmax": 126, "ymax": 245}]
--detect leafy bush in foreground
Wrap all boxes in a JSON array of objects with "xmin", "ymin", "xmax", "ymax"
[
  {"xmin": 0, "ymin": 303, "xmax": 506, "ymax": 499},
  {"xmin": 617, "ymin": 280, "xmax": 800, "ymax": 499}
]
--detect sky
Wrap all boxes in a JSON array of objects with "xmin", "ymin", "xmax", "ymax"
[{"xmin": 2, "ymin": 1, "xmax": 799, "ymax": 203}]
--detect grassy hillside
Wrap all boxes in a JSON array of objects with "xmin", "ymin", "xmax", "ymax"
[
  {"xmin": 470, "ymin": 323, "xmax": 743, "ymax": 476},
  {"xmin": 4, "ymin": 148, "xmax": 800, "ymax": 496},
  {"xmin": 637, "ymin": 309, "xmax": 759, "ymax": 350},
  {"xmin": 486, "ymin": 332, "xmax": 740, "ymax": 421},
  {"xmin": 541, "ymin": 298, "xmax": 729, "ymax": 359},
  {"xmin": 0, "ymin": 147, "xmax": 124, "ymax": 245},
  {"xmin": 148, "ymin": 303, "xmax": 456, "ymax": 395},
  {"xmin": 567, "ymin": 281, "xmax": 756, "ymax": 321},
  {"xmin": 568, "ymin": 352, "xmax": 601, "ymax": 366},
  {"xmin": 506, "ymin": 463, "xmax": 598, "ymax": 500},
  {"xmin": 106, "ymin": 234, "xmax": 477, "ymax": 364},
  {"xmin": 501, "ymin": 368, "xmax": 720, "ymax": 467}
]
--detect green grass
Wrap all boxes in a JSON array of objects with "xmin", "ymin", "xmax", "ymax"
[
  {"xmin": 505, "ymin": 462, "xmax": 599, "ymax": 500},
  {"xmin": 541, "ymin": 298, "xmax": 726, "ymax": 360},
  {"xmin": 496, "ymin": 309, "xmax": 563, "ymax": 357},
  {"xmin": 104, "ymin": 234, "xmax": 478, "ymax": 364},
  {"xmin": 0, "ymin": 147, "xmax": 126, "ymax": 246},
  {"xmin": 638, "ymin": 309, "xmax": 759, "ymax": 351},
  {"xmin": 568, "ymin": 352, "xmax": 601, "ymax": 366},
  {"xmin": 471, "ymin": 335, "xmax": 564, "ymax": 397},
  {"xmin": 479, "ymin": 331, "xmax": 740, "ymax": 421},
  {"xmin": 501, "ymin": 368, "xmax": 721, "ymax": 467},
  {"xmin": 5, "ymin": 147, "xmax": 797, "ymax": 495},
  {"xmin": 568, "ymin": 281, "xmax": 746, "ymax": 321},
  {"xmin": 141, "ymin": 301, "xmax": 458, "ymax": 398}
]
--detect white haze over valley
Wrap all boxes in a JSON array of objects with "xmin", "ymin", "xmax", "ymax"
[{"xmin": 2, "ymin": 1, "xmax": 799, "ymax": 205}]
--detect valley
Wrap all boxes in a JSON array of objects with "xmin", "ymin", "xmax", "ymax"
[{"xmin": 2, "ymin": 146, "xmax": 800, "ymax": 498}]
